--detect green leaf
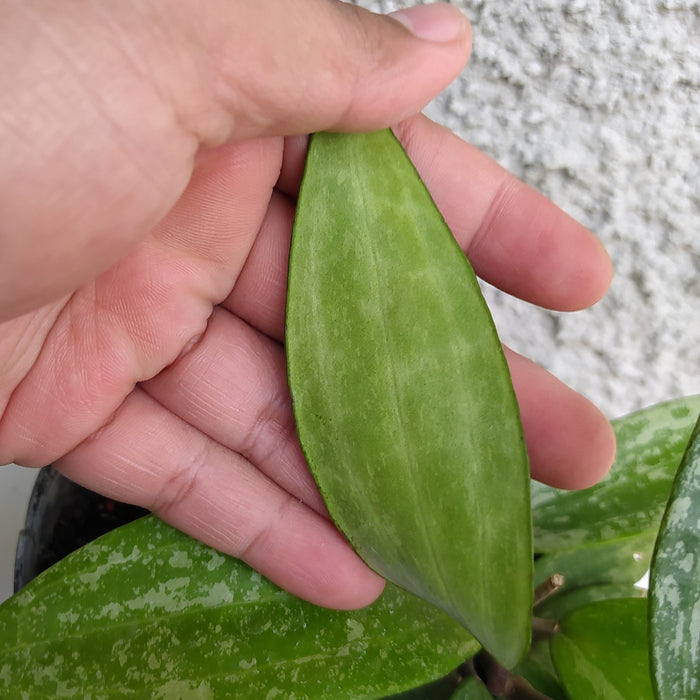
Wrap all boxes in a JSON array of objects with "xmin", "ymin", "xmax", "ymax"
[
  {"xmin": 649, "ymin": 413, "xmax": 700, "ymax": 700},
  {"xmin": 0, "ymin": 516, "xmax": 479, "ymax": 698},
  {"xmin": 534, "ymin": 529, "xmax": 656, "ymax": 593},
  {"xmin": 450, "ymin": 677, "xmax": 494, "ymax": 699},
  {"xmin": 286, "ymin": 130, "xmax": 532, "ymax": 668},
  {"xmin": 535, "ymin": 582, "xmax": 645, "ymax": 621},
  {"xmin": 513, "ymin": 640, "xmax": 568, "ymax": 700},
  {"xmin": 383, "ymin": 670, "xmax": 462, "ymax": 699},
  {"xmin": 551, "ymin": 598, "xmax": 655, "ymax": 700},
  {"xmin": 532, "ymin": 395, "xmax": 700, "ymax": 552}
]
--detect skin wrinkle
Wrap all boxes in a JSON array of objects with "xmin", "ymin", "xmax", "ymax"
[
  {"xmin": 224, "ymin": 316, "xmax": 291, "ymax": 450},
  {"xmin": 104, "ymin": 245, "xmax": 214, "ymax": 359},
  {"xmin": 143, "ymin": 309, "xmax": 327, "ymax": 517},
  {"xmin": 60, "ymin": 298, "xmax": 134, "ymax": 410},
  {"xmin": 237, "ymin": 493, "xmax": 295, "ymax": 563},
  {"xmin": 142, "ymin": 306, "xmax": 323, "ymax": 511},
  {"xmin": 242, "ymin": 375, "xmax": 294, "ymax": 468},
  {"xmin": 0, "ymin": 305, "xmax": 77, "ymax": 466},
  {"xmin": 16, "ymin": 2, "xmax": 172, "ymax": 198},
  {"xmin": 0, "ymin": 4, "xmax": 212, "ymax": 322},
  {"xmin": 241, "ymin": 377, "xmax": 320, "ymax": 512},
  {"xmin": 0, "ymin": 301, "xmax": 65, "ymax": 398},
  {"xmin": 66, "ymin": 282, "xmax": 160, "ymax": 387},
  {"xmin": 153, "ymin": 141, "xmax": 282, "ymax": 273},
  {"xmin": 223, "ymin": 191, "xmax": 294, "ymax": 341},
  {"xmin": 467, "ymin": 171, "xmax": 520, "ymax": 265},
  {"xmin": 150, "ymin": 425, "xmax": 214, "ymax": 519},
  {"xmin": 1, "ymin": 286, "xmax": 135, "ymax": 466},
  {"xmin": 89, "ymin": 0, "xmax": 209, "ymax": 147},
  {"xmin": 55, "ymin": 387, "xmax": 202, "ymax": 513}
]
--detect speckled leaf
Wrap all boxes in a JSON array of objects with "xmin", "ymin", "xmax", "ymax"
[
  {"xmin": 532, "ymin": 395, "xmax": 700, "ymax": 552},
  {"xmin": 383, "ymin": 671, "xmax": 462, "ymax": 699},
  {"xmin": 286, "ymin": 130, "xmax": 532, "ymax": 668},
  {"xmin": 0, "ymin": 516, "xmax": 479, "ymax": 698},
  {"xmin": 551, "ymin": 598, "xmax": 655, "ymax": 700},
  {"xmin": 649, "ymin": 414, "xmax": 700, "ymax": 700}
]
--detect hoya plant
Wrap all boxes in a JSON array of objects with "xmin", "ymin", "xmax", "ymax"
[{"xmin": 0, "ymin": 131, "xmax": 697, "ymax": 699}]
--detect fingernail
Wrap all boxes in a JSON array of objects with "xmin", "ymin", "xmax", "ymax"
[{"xmin": 390, "ymin": 3, "xmax": 467, "ymax": 43}]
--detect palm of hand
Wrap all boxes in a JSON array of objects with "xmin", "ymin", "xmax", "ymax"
[{"xmin": 0, "ymin": 118, "xmax": 614, "ymax": 608}]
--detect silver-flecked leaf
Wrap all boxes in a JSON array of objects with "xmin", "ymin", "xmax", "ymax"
[
  {"xmin": 649, "ymin": 414, "xmax": 700, "ymax": 700},
  {"xmin": 532, "ymin": 395, "xmax": 700, "ymax": 552},
  {"xmin": 0, "ymin": 516, "xmax": 479, "ymax": 698}
]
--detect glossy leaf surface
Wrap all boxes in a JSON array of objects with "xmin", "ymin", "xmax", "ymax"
[
  {"xmin": 649, "ymin": 414, "xmax": 700, "ymax": 699},
  {"xmin": 0, "ymin": 516, "xmax": 479, "ymax": 698},
  {"xmin": 532, "ymin": 395, "xmax": 700, "ymax": 552},
  {"xmin": 286, "ymin": 130, "xmax": 532, "ymax": 667},
  {"xmin": 534, "ymin": 529, "xmax": 655, "ymax": 593},
  {"xmin": 551, "ymin": 598, "xmax": 654, "ymax": 700}
]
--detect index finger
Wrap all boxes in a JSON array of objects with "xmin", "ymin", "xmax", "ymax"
[{"xmin": 395, "ymin": 115, "xmax": 613, "ymax": 311}]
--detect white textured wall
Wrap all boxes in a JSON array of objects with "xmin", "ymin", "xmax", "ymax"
[{"xmin": 358, "ymin": 0, "xmax": 700, "ymax": 420}]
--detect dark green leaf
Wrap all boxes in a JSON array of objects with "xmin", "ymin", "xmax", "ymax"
[
  {"xmin": 649, "ymin": 414, "xmax": 700, "ymax": 699},
  {"xmin": 0, "ymin": 516, "xmax": 479, "ymax": 698},
  {"xmin": 513, "ymin": 640, "xmax": 568, "ymax": 700},
  {"xmin": 551, "ymin": 598, "xmax": 654, "ymax": 700},
  {"xmin": 450, "ymin": 677, "xmax": 494, "ymax": 699},
  {"xmin": 532, "ymin": 395, "xmax": 700, "ymax": 552},
  {"xmin": 286, "ymin": 130, "xmax": 532, "ymax": 667}
]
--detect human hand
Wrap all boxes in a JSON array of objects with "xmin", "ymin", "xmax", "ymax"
[{"xmin": 0, "ymin": 1, "xmax": 614, "ymax": 609}]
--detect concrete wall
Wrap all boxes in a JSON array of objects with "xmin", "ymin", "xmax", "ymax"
[{"xmin": 359, "ymin": 0, "xmax": 700, "ymax": 419}]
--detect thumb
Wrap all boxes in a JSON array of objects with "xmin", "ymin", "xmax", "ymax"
[
  {"xmin": 0, "ymin": 1, "xmax": 470, "ymax": 320},
  {"xmin": 176, "ymin": 0, "xmax": 472, "ymax": 142}
]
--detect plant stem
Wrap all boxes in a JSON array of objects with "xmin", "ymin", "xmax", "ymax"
[
  {"xmin": 474, "ymin": 652, "xmax": 555, "ymax": 699},
  {"xmin": 533, "ymin": 574, "xmax": 565, "ymax": 607},
  {"xmin": 531, "ymin": 616, "xmax": 559, "ymax": 640},
  {"xmin": 502, "ymin": 676, "xmax": 556, "ymax": 700}
]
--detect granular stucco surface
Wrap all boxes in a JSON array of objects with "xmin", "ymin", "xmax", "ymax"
[{"xmin": 357, "ymin": 0, "xmax": 700, "ymax": 420}]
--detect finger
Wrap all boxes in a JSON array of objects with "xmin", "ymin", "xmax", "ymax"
[
  {"xmin": 505, "ymin": 347, "xmax": 616, "ymax": 489},
  {"xmin": 1, "ymin": 1, "xmax": 470, "ymax": 320},
  {"xmin": 225, "ymin": 190, "xmax": 295, "ymax": 341},
  {"xmin": 393, "ymin": 116, "xmax": 613, "ymax": 311},
  {"xmin": 56, "ymin": 388, "xmax": 385, "ymax": 609},
  {"xmin": 276, "ymin": 135, "xmax": 310, "ymax": 197},
  {"xmin": 193, "ymin": 1, "xmax": 472, "ymax": 140},
  {"xmin": 142, "ymin": 307, "xmax": 325, "ymax": 515},
  {"xmin": 0, "ymin": 302, "xmax": 66, "ymax": 418}
]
